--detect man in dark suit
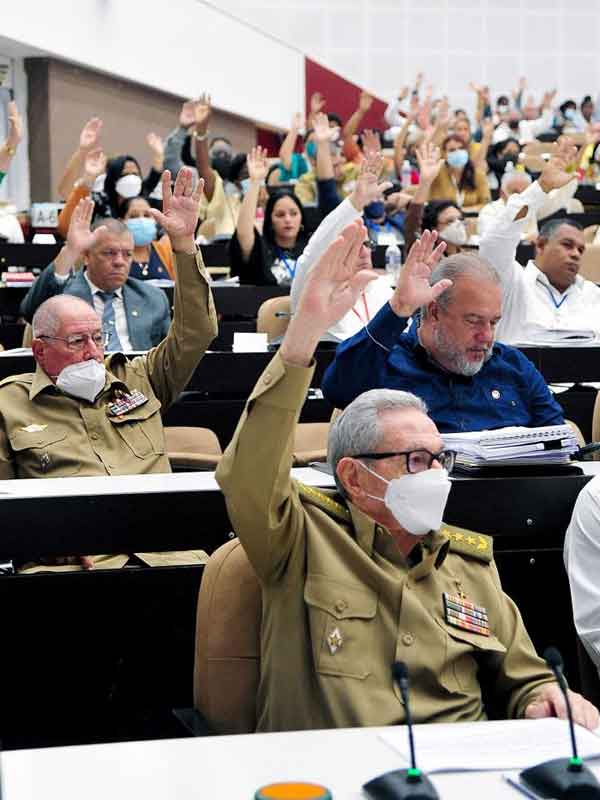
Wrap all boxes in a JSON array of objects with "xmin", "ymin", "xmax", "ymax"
[{"xmin": 21, "ymin": 202, "xmax": 171, "ymax": 350}]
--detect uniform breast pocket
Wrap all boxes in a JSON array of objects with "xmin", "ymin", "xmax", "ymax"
[
  {"xmin": 304, "ymin": 574, "xmax": 378, "ymax": 679},
  {"xmin": 9, "ymin": 428, "xmax": 80, "ymax": 477},
  {"xmin": 435, "ymin": 617, "xmax": 507, "ymax": 695},
  {"xmin": 108, "ymin": 397, "xmax": 166, "ymax": 459}
]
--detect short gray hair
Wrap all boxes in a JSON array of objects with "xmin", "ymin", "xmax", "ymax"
[
  {"xmin": 501, "ymin": 170, "xmax": 531, "ymax": 193},
  {"xmin": 421, "ymin": 252, "xmax": 501, "ymax": 317},
  {"xmin": 327, "ymin": 389, "xmax": 428, "ymax": 497},
  {"xmin": 32, "ymin": 295, "xmax": 97, "ymax": 338}
]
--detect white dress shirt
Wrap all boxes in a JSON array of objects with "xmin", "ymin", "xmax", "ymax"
[
  {"xmin": 479, "ymin": 179, "xmax": 600, "ymax": 344},
  {"xmin": 83, "ymin": 273, "xmax": 133, "ymax": 351},
  {"xmin": 564, "ymin": 475, "xmax": 600, "ymax": 675},
  {"xmin": 290, "ymin": 197, "xmax": 394, "ymax": 342}
]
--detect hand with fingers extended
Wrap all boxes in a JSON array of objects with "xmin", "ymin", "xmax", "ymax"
[
  {"xmin": 359, "ymin": 91, "xmax": 374, "ymax": 114},
  {"xmin": 4, "ymin": 101, "xmax": 23, "ymax": 152},
  {"xmin": 539, "ymin": 136, "xmax": 578, "ymax": 193},
  {"xmin": 416, "ymin": 141, "xmax": 443, "ymax": 186},
  {"xmin": 150, "ymin": 168, "xmax": 204, "ymax": 252},
  {"xmin": 246, "ymin": 145, "xmax": 269, "ymax": 184},
  {"xmin": 390, "ymin": 230, "xmax": 450, "ymax": 318},
  {"xmin": 281, "ymin": 221, "xmax": 377, "ymax": 365},
  {"xmin": 79, "ymin": 117, "xmax": 103, "ymax": 154},
  {"xmin": 362, "ymin": 129, "xmax": 382, "ymax": 160},
  {"xmin": 310, "ymin": 92, "xmax": 326, "ymax": 116},
  {"xmin": 350, "ymin": 153, "xmax": 392, "ymax": 211},
  {"xmin": 179, "ymin": 99, "xmax": 197, "ymax": 129},
  {"xmin": 313, "ymin": 112, "xmax": 332, "ymax": 143},
  {"xmin": 194, "ymin": 92, "xmax": 212, "ymax": 133},
  {"xmin": 56, "ymin": 197, "xmax": 107, "ymax": 275},
  {"xmin": 83, "ymin": 148, "xmax": 107, "ymax": 187}
]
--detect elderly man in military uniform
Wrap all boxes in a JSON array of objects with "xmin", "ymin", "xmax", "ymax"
[{"xmin": 216, "ymin": 222, "xmax": 598, "ymax": 732}]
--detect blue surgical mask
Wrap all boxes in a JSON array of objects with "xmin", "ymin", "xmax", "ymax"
[
  {"xmin": 364, "ymin": 200, "xmax": 385, "ymax": 220},
  {"xmin": 564, "ymin": 108, "xmax": 576, "ymax": 121},
  {"xmin": 240, "ymin": 178, "xmax": 251, "ymax": 195},
  {"xmin": 126, "ymin": 217, "xmax": 157, "ymax": 247},
  {"xmin": 306, "ymin": 141, "xmax": 317, "ymax": 160},
  {"xmin": 446, "ymin": 149, "xmax": 469, "ymax": 169}
]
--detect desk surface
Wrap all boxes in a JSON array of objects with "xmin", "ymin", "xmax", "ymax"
[{"xmin": 4, "ymin": 722, "xmax": 600, "ymax": 800}]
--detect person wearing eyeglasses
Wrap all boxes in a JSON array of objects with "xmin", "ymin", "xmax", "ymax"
[
  {"xmin": 0, "ymin": 169, "xmax": 217, "ymax": 491},
  {"xmin": 21, "ymin": 199, "xmax": 171, "ymax": 351},
  {"xmin": 216, "ymin": 219, "xmax": 598, "ymax": 733}
]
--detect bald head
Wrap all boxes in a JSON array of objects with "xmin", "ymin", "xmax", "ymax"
[
  {"xmin": 32, "ymin": 295, "xmax": 100, "ymax": 339},
  {"xmin": 501, "ymin": 172, "xmax": 531, "ymax": 200}
]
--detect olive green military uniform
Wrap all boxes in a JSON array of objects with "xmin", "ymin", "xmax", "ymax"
[
  {"xmin": 216, "ymin": 352, "xmax": 554, "ymax": 732},
  {"xmin": 0, "ymin": 251, "xmax": 216, "ymax": 479}
]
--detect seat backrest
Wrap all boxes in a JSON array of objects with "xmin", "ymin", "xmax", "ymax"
[
  {"xmin": 292, "ymin": 422, "xmax": 330, "ymax": 466},
  {"xmin": 578, "ymin": 245, "xmax": 600, "ymax": 283},
  {"xmin": 193, "ymin": 539, "xmax": 262, "ymax": 734},
  {"xmin": 22, "ymin": 323, "xmax": 33, "ymax": 347},
  {"xmin": 584, "ymin": 225, "xmax": 599, "ymax": 245},
  {"xmin": 164, "ymin": 426, "xmax": 222, "ymax": 456},
  {"xmin": 256, "ymin": 296, "xmax": 291, "ymax": 343}
]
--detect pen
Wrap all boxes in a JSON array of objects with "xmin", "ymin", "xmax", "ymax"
[{"xmin": 502, "ymin": 775, "xmax": 541, "ymax": 799}]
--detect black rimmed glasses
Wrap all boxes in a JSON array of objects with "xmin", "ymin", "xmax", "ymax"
[
  {"xmin": 38, "ymin": 332, "xmax": 105, "ymax": 352},
  {"xmin": 353, "ymin": 449, "xmax": 456, "ymax": 474}
]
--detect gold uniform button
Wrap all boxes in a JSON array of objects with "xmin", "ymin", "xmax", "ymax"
[
  {"xmin": 402, "ymin": 633, "xmax": 414, "ymax": 646},
  {"xmin": 263, "ymin": 373, "xmax": 272, "ymax": 385},
  {"xmin": 335, "ymin": 600, "xmax": 347, "ymax": 613},
  {"xmin": 91, "ymin": 433, "xmax": 99, "ymax": 440}
]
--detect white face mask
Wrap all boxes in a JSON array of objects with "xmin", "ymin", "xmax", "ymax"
[
  {"xmin": 56, "ymin": 359, "xmax": 106, "ymax": 403},
  {"xmin": 440, "ymin": 219, "xmax": 468, "ymax": 246},
  {"xmin": 360, "ymin": 462, "xmax": 451, "ymax": 536},
  {"xmin": 115, "ymin": 174, "xmax": 142, "ymax": 199}
]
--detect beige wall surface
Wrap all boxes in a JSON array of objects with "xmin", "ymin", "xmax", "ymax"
[{"xmin": 27, "ymin": 58, "xmax": 257, "ymax": 202}]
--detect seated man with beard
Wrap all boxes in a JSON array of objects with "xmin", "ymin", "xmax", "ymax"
[{"xmin": 322, "ymin": 232, "xmax": 564, "ymax": 432}]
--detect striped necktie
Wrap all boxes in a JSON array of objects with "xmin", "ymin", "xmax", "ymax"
[{"xmin": 97, "ymin": 291, "xmax": 123, "ymax": 352}]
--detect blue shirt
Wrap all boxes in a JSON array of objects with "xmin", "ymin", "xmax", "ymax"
[{"xmin": 321, "ymin": 303, "xmax": 564, "ymax": 433}]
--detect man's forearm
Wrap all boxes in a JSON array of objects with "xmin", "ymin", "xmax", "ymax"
[{"xmin": 194, "ymin": 137, "xmax": 216, "ymax": 201}]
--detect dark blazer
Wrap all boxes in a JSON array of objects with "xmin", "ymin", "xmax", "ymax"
[{"xmin": 20, "ymin": 264, "xmax": 171, "ymax": 350}]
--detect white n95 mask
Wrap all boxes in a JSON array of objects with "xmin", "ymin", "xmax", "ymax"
[
  {"xmin": 440, "ymin": 220, "xmax": 468, "ymax": 247},
  {"xmin": 115, "ymin": 174, "xmax": 142, "ymax": 199},
  {"xmin": 360, "ymin": 462, "xmax": 452, "ymax": 536},
  {"xmin": 56, "ymin": 359, "xmax": 106, "ymax": 403}
]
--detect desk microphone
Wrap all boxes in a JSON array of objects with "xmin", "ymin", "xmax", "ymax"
[
  {"xmin": 362, "ymin": 662, "xmax": 439, "ymax": 800},
  {"xmin": 520, "ymin": 647, "xmax": 600, "ymax": 799}
]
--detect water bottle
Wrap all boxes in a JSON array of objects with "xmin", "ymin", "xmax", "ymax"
[
  {"xmin": 401, "ymin": 159, "xmax": 412, "ymax": 189},
  {"xmin": 385, "ymin": 243, "xmax": 402, "ymax": 287}
]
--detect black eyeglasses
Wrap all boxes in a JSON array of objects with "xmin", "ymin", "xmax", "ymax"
[{"xmin": 353, "ymin": 449, "xmax": 456, "ymax": 474}]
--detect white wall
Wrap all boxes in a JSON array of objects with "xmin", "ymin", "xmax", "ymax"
[
  {"xmin": 213, "ymin": 0, "xmax": 600, "ymax": 116},
  {"xmin": 0, "ymin": 0, "xmax": 304, "ymax": 130}
]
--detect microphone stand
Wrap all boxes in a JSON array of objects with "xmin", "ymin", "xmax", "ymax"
[
  {"xmin": 363, "ymin": 662, "xmax": 439, "ymax": 800},
  {"xmin": 520, "ymin": 647, "xmax": 600, "ymax": 799}
]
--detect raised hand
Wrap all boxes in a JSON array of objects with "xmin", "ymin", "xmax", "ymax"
[
  {"xmin": 359, "ymin": 91, "xmax": 374, "ymax": 114},
  {"xmin": 390, "ymin": 230, "xmax": 450, "ymax": 317},
  {"xmin": 146, "ymin": 132, "xmax": 164, "ymax": 158},
  {"xmin": 79, "ymin": 117, "xmax": 102, "ymax": 153},
  {"xmin": 310, "ymin": 92, "xmax": 325, "ymax": 115},
  {"xmin": 350, "ymin": 153, "xmax": 392, "ymax": 210},
  {"xmin": 66, "ymin": 198, "xmax": 107, "ymax": 255},
  {"xmin": 246, "ymin": 146, "xmax": 269, "ymax": 183},
  {"xmin": 194, "ymin": 92, "xmax": 212, "ymax": 132},
  {"xmin": 291, "ymin": 112, "xmax": 303, "ymax": 130},
  {"xmin": 539, "ymin": 136, "xmax": 578, "ymax": 193},
  {"xmin": 179, "ymin": 99, "xmax": 197, "ymax": 129},
  {"xmin": 398, "ymin": 86, "xmax": 409, "ymax": 101},
  {"xmin": 5, "ymin": 101, "xmax": 23, "ymax": 150},
  {"xmin": 416, "ymin": 141, "xmax": 442, "ymax": 185},
  {"xmin": 362, "ymin": 129, "xmax": 382, "ymax": 160},
  {"xmin": 313, "ymin": 111, "xmax": 332, "ymax": 143},
  {"xmin": 150, "ymin": 168, "xmax": 204, "ymax": 251},
  {"xmin": 542, "ymin": 89, "xmax": 557, "ymax": 109},
  {"xmin": 83, "ymin": 148, "xmax": 107, "ymax": 183},
  {"xmin": 481, "ymin": 117, "xmax": 494, "ymax": 139}
]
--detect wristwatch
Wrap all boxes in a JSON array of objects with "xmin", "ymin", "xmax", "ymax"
[
  {"xmin": 192, "ymin": 129, "xmax": 209, "ymax": 142},
  {"xmin": 2, "ymin": 144, "xmax": 16, "ymax": 157}
]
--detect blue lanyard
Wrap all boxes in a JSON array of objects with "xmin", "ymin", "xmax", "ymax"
[
  {"xmin": 276, "ymin": 248, "xmax": 296, "ymax": 280},
  {"xmin": 542, "ymin": 282, "xmax": 570, "ymax": 310},
  {"xmin": 365, "ymin": 218, "xmax": 393, "ymax": 234}
]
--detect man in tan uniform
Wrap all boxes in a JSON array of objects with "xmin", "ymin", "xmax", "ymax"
[
  {"xmin": 0, "ymin": 168, "xmax": 217, "ymax": 569},
  {"xmin": 216, "ymin": 223, "xmax": 598, "ymax": 732}
]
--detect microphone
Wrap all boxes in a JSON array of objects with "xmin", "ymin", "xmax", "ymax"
[
  {"xmin": 362, "ymin": 662, "xmax": 439, "ymax": 800},
  {"xmin": 520, "ymin": 647, "xmax": 600, "ymax": 799}
]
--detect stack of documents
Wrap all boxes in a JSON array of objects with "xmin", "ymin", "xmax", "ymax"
[
  {"xmin": 516, "ymin": 327, "xmax": 597, "ymax": 346},
  {"xmin": 442, "ymin": 424, "xmax": 579, "ymax": 469}
]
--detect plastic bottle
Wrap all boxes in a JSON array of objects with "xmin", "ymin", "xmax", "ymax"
[
  {"xmin": 401, "ymin": 159, "xmax": 412, "ymax": 189},
  {"xmin": 385, "ymin": 243, "xmax": 402, "ymax": 286}
]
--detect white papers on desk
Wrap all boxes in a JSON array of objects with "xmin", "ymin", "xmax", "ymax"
[
  {"xmin": 145, "ymin": 278, "xmax": 174, "ymax": 288},
  {"xmin": 442, "ymin": 424, "xmax": 579, "ymax": 467},
  {"xmin": 379, "ymin": 718, "xmax": 600, "ymax": 773},
  {"xmin": 515, "ymin": 328, "xmax": 598, "ymax": 346}
]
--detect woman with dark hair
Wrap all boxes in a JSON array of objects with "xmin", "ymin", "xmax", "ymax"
[
  {"xmin": 229, "ymin": 146, "xmax": 308, "ymax": 285},
  {"xmin": 57, "ymin": 140, "xmax": 163, "ymax": 238},
  {"xmin": 118, "ymin": 196, "xmax": 175, "ymax": 280},
  {"xmin": 487, "ymin": 137, "xmax": 521, "ymax": 188},
  {"xmin": 429, "ymin": 133, "xmax": 490, "ymax": 210}
]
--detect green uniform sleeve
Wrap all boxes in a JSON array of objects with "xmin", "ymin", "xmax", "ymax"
[
  {"xmin": 216, "ymin": 352, "xmax": 315, "ymax": 583},
  {"xmin": 136, "ymin": 249, "xmax": 217, "ymax": 410}
]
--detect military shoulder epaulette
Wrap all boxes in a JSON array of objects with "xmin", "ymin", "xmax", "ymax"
[
  {"xmin": 0, "ymin": 373, "xmax": 33, "ymax": 389},
  {"xmin": 442, "ymin": 524, "xmax": 493, "ymax": 563},
  {"xmin": 297, "ymin": 482, "xmax": 352, "ymax": 524}
]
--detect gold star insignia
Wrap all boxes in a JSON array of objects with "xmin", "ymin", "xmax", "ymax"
[
  {"xmin": 466, "ymin": 536, "xmax": 477, "ymax": 545},
  {"xmin": 327, "ymin": 627, "xmax": 344, "ymax": 655}
]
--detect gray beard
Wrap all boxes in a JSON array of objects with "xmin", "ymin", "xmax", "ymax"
[{"xmin": 432, "ymin": 326, "xmax": 493, "ymax": 377}]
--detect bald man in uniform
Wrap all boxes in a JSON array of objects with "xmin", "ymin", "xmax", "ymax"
[{"xmin": 216, "ymin": 223, "xmax": 598, "ymax": 732}]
